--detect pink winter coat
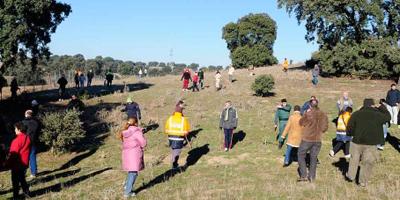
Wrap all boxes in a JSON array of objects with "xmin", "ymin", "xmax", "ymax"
[{"xmin": 122, "ymin": 126, "xmax": 147, "ymax": 172}]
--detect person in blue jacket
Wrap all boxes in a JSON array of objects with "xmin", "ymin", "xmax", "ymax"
[
  {"xmin": 385, "ymin": 84, "xmax": 400, "ymax": 124},
  {"xmin": 301, "ymin": 96, "xmax": 317, "ymax": 115},
  {"xmin": 122, "ymin": 97, "xmax": 142, "ymax": 121}
]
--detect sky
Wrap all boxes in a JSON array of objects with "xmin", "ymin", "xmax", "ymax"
[{"xmin": 49, "ymin": 0, "xmax": 318, "ymax": 67}]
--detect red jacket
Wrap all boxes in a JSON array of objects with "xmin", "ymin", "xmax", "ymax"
[
  {"xmin": 7, "ymin": 133, "xmax": 31, "ymax": 170},
  {"xmin": 193, "ymin": 75, "xmax": 199, "ymax": 83}
]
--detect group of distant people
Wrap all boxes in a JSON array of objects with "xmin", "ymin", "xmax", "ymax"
[
  {"xmin": 274, "ymin": 85, "xmax": 399, "ymax": 186},
  {"xmin": 180, "ymin": 66, "xmax": 236, "ymax": 92},
  {"xmin": 281, "ymin": 58, "xmax": 320, "ymax": 86}
]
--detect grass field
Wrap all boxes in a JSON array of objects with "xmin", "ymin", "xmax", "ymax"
[{"xmin": 1, "ymin": 65, "xmax": 400, "ymax": 200}]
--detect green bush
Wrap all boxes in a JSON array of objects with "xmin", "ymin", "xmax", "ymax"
[
  {"xmin": 40, "ymin": 109, "xmax": 85, "ymax": 154},
  {"xmin": 251, "ymin": 74, "xmax": 275, "ymax": 96}
]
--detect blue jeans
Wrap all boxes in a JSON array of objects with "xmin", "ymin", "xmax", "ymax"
[
  {"xmin": 124, "ymin": 171, "xmax": 138, "ymax": 195},
  {"xmin": 312, "ymin": 76, "xmax": 318, "ymax": 85},
  {"xmin": 224, "ymin": 129, "xmax": 233, "ymax": 149},
  {"xmin": 29, "ymin": 146, "xmax": 37, "ymax": 175},
  {"xmin": 284, "ymin": 145, "xmax": 294, "ymax": 165}
]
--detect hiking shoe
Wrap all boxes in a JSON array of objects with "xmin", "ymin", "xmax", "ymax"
[
  {"xmin": 377, "ymin": 145, "xmax": 384, "ymax": 151},
  {"xmin": 329, "ymin": 150, "xmax": 335, "ymax": 157},
  {"xmin": 124, "ymin": 192, "xmax": 136, "ymax": 198},
  {"xmin": 283, "ymin": 163, "xmax": 289, "ymax": 168},
  {"xmin": 359, "ymin": 183, "xmax": 366, "ymax": 187},
  {"xmin": 224, "ymin": 148, "xmax": 228, "ymax": 152},
  {"xmin": 29, "ymin": 174, "xmax": 36, "ymax": 179},
  {"xmin": 344, "ymin": 154, "xmax": 351, "ymax": 159},
  {"xmin": 297, "ymin": 178, "xmax": 308, "ymax": 182}
]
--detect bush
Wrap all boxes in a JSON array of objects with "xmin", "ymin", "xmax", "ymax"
[
  {"xmin": 40, "ymin": 109, "xmax": 85, "ymax": 154},
  {"xmin": 251, "ymin": 74, "xmax": 275, "ymax": 96}
]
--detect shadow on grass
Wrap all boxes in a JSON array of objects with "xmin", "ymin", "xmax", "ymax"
[
  {"xmin": 134, "ymin": 144, "xmax": 210, "ymax": 194},
  {"xmin": 143, "ymin": 123, "xmax": 160, "ymax": 134},
  {"xmin": 183, "ymin": 128, "xmax": 203, "ymax": 147},
  {"xmin": 386, "ymin": 133, "xmax": 400, "ymax": 153},
  {"xmin": 332, "ymin": 158, "xmax": 349, "ymax": 177},
  {"xmin": 231, "ymin": 130, "xmax": 246, "ymax": 149}
]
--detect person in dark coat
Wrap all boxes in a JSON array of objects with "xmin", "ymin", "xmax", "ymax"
[
  {"xmin": 122, "ymin": 97, "xmax": 141, "ymax": 120},
  {"xmin": 106, "ymin": 70, "xmax": 114, "ymax": 87},
  {"xmin": 181, "ymin": 68, "xmax": 192, "ymax": 91},
  {"xmin": 198, "ymin": 69, "xmax": 205, "ymax": 89},
  {"xmin": 346, "ymin": 99, "xmax": 391, "ymax": 187},
  {"xmin": 10, "ymin": 78, "xmax": 20, "ymax": 100},
  {"xmin": 219, "ymin": 101, "xmax": 238, "ymax": 152},
  {"xmin": 22, "ymin": 110, "xmax": 40, "ymax": 177},
  {"xmin": 66, "ymin": 95, "xmax": 85, "ymax": 112},
  {"xmin": 301, "ymin": 96, "xmax": 317, "ymax": 115},
  {"xmin": 74, "ymin": 71, "xmax": 80, "ymax": 88},
  {"xmin": 385, "ymin": 84, "xmax": 400, "ymax": 124},
  {"xmin": 57, "ymin": 74, "xmax": 68, "ymax": 100},
  {"xmin": 87, "ymin": 70, "xmax": 94, "ymax": 87}
]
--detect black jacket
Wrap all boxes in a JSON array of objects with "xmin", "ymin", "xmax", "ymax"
[
  {"xmin": 386, "ymin": 89, "xmax": 400, "ymax": 106},
  {"xmin": 67, "ymin": 99, "xmax": 85, "ymax": 111},
  {"xmin": 22, "ymin": 117, "xmax": 40, "ymax": 146},
  {"xmin": 57, "ymin": 77, "xmax": 68, "ymax": 88},
  {"xmin": 347, "ymin": 106, "xmax": 391, "ymax": 145}
]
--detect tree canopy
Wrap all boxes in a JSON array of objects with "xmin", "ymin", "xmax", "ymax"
[
  {"xmin": 0, "ymin": 0, "xmax": 71, "ymax": 72},
  {"xmin": 222, "ymin": 13, "xmax": 278, "ymax": 68},
  {"xmin": 278, "ymin": 0, "xmax": 400, "ymax": 78}
]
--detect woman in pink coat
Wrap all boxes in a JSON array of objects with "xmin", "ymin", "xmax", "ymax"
[{"xmin": 120, "ymin": 117, "xmax": 147, "ymax": 198}]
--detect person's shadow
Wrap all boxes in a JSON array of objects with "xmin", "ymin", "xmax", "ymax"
[
  {"xmin": 231, "ymin": 130, "xmax": 246, "ymax": 149},
  {"xmin": 332, "ymin": 158, "xmax": 349, "ymax": 177},
  {"xmin": 134, "ymin": 144, "xmax": 210, "ymax": 194},
  {"xmin": 386, "ymin": 133, "xmax": 400, "ymax": 153}
]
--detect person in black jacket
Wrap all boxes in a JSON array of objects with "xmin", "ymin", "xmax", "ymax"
[
  {"xmin": 87, "ymin": 70, "xmax": 94, "ymax": 87},
  {"xmin": 66, "ymin": 95, "xmax": 85, "ymax": 112},
  {"xmin": 22, "ymin": 110, "xmax": 40, "ymax": 177},
  {"xmin": 346, "ymin": 99, "xmax": 391, "ymax": 187},
  {"xmin": 121, "ymin": 97, "xmax": 141, "ymax": 121},
  {"xmin": 385, "ymin": 84, "xmax": 400, "ymax": 124},
  {"xmin": 57, "ymin": 74, "xmax": 68, "ymax": 100}
]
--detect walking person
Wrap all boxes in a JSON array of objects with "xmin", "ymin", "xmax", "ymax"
[
  {"xmin": 346, "ymin": 99, "xmax": 391, "ymax": 187},
  {"xmin": 118, "ymin": 117, "xmax": 146, "ymax": 198},
  {"xmin": 329, "ymin": 107, "xmax": 353, "ymax": 158},
  {"xmin": 192, "ymin": 72, "xmax": 200, "ymax": 92},
  {"xmin": 6, "ymin": 122, "xmax": 31, "ymax": 199},
  {"xmin": 377, "ymin": 99, "xmax": 391, "ymax": 150},
  {"xmin": 337, "ymin": 91, "xmax": 353, "ymax": 113},
  {"xmin": 297, "ymin": 102, "xmax": 328, "ymax": 182},
  {"xmin": 274, "ymin": 99, "xmax": 292, "ymax": 149},
  {"xmin": 228, "ymin": 65, "xmax": 235, "ymax": 83},
  {"xmin": 74, "ymin": 71, "xmax": 80, "ymax": 88},
  {"xmin": 311, "ymin": 64, "xmax": 320, "ymax": 86},
  {"xmin": 280, "ymin": 105, "xmax": 303, "ymax": 167},
  {"xmin": 22, "ymin": 110, "xmax": 40, "ymax": 178},
  {"xmin": 198, "ymin": 68, "xmax": 205, "ymax": 89},
  {"xmin": 87, "ymin": 70, "xmax": 94, "ymax": 87},
  {"xmin": 282, "ymin": 58, "xmax": 289, "ymax": 73},
  {"xmin": 57, "ymin": 74, "xmax": 68, "ymax": 101},
  {"xmin": 219, "ymin": 101, "xmax": 238, "ymax": 152},
  {"xmin": 106, "ymin": 70, "xmax": 114, "ymax": 86},
  {"xmin": 78, "ymin": 73, "xmax": 86, "ymax": 88},
  {"xmin": 215, "ymin": 70, "xmax": 222, "ymax": 91},
  {"xmin": 385, "ymin": 84, "xmax": 400, "ymax": 124},
  {"xmin": 144, "ymin": 68, "xmax": 148, "ymax": 77},
  {"xmin": 165, "ymin": 103, "xmax": 191, "ymax": 169},
  {"xmin": 138, "ymin": 69, "xmax": 143, "ymax": 79},
  {"xmin": 181, "ymin": 67, "xmax": 192, "ymax": 91},
  {"xmin": 122, "ymin": 97, "xmax": 141, "ymax": 121},
  {"xmin": 10, "ymin": 77, "xmax": 20, "ymax": 101},
  {"xmin": 301, "ymin": 96, "xmax": 317, "ymax": 115}
]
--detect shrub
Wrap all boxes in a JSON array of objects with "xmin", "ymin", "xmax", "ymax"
[
  {"xmin": 40, "ymin": 109, "xmax": 85, "ymax": 154},
  {"xmin": 251, "ymin": 74, "xmax": 275, "ymax": 96}
]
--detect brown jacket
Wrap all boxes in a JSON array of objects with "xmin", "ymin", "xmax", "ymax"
[
  {"xmin": 299, "ymin": 108, "xmax": 328, "ymax": 142},
  {"xmin": 281, "ymin": 111, "xmax": 303, "ymax": 147}
]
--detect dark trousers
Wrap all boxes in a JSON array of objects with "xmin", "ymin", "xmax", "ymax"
[
  {"xmin": 298, "ymin": 141, "xmax": 321, "ymax": 180},
  {"xmin": 223, "ymin": 129, "xmax": 234, "ymax": 149},
  {"xmin": 333, "ymin": 141, "xmax": 350, "ymax": 155},
  {"xmin": 199, "ymin": 79, "xmax": 204, "ymax": 88},
  {"xmin": 59, "ymin": 87, "xmax": 66, "ymax": 99},
  {"xmin": 87, "ymin": 78, "xmax": 92, "ymax": 87},
  {"xmin": 11, "ymin": 169, "xmax": 29, "ymax": 198},
  {"xmin": 192, "ymin": 82, "xmax": 199, "ymax": 92}
]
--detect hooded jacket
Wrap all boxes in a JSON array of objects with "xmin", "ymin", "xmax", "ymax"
[{"xmin": 299, "ymin": 107, "xmax": 328, "ymax": 142}]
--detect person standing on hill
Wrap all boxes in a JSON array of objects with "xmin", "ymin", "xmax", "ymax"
[
  {"xmin": 198, "ymin": 68, "xmax": 205, "ymax": 89},
  {"xmin": 165, "ymin": 105, "xmax": 191, "ymax": 169},
  {"xmin": 87, "ymin": 70, "xmax": 94, "ymax": 87},
  {"xmin": 78, "ymin": 73, "xmax": 86, "ymax": 88},
  {"xmin": 118, "ymin": 117, "xmax": 146, "ymax": 198},
  {"xmin": 57, "ymin": 74, "xmax": 68, "ymax": 101},
  {"xmin": 74, "ymin": 71, "xmax": 80, "ymax": 88},
  {"xmin": 281, "ymin": 105, "xmax": 303, "ymax": 167},
  {"xmin": 6, "ymin": 122, "xmax": 31, "ymax": 199},
  {"xmin": 282, "ymin": 58, "xmax": 289, "ymax": 73},
  {"xmin": 215, "ymin": 70, "xmax": 222, "ymax": 91},
  {"xmin": 301, "ymin": 96, "xmax": 317, "ymax": 115},
  {"xmin": 228, "ymin": 65, "xmax": 235, "ymax": 83},
  {"xmin": 192, "ymin": 72, "xmax": 200, "ymax": 92},
  {"xmin": 219, "ymin": 101, "xmax": 238, "ymax": 152},
  {"xmin": 385, "ymin": 84, "xmax": 400, "ymax": 124},
  {"xmin": 329, "ymin": 107, "xmax": 353, "ymax": 158},
  {"xmin": 10, "ymin": 77, "xmax": 20, "ymax": 100},
  {"xmin": 144, "ymin": 68, "xmax": 148, "ymax": 77},
  {"xmin": 181, "ymin": 67, "xmax": 192, "ymax": 91},
  {"xmin": 138, "ymin": 68, "xmax": 143, "ymax": 79},
  {"xmin": 22, "ymin": 110, "xmax": 40, "ymax": 178},
  {"xmin": 346, "ymin": 99, "xmax": 390, "ymax": 187},
  {"xmin": 122, "ymin": 97, "xmax": 141, "ymax": 121},
  {"xmin": 106, "ymin": 70, "xmax": 114, "ymax": 86},
  {"xmin": 297, "ymin": 102, "xmax": 328, "ymax": 182},
  {"xmin": 377, "ymin": 99, "xmax": 391, "ymax": 151},
  {"xmin": 337, "ymin": 91, "xmax": 353, "ymax": 113},
  {"xmin": 312, "ymin": 64, "xmax": 320, "ymax": 86},
  {"xmin": 275, "ymin": 99, "xmax": 292, "ymax": 149}
]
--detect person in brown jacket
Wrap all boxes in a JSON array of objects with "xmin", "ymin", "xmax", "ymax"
[
  {"xmin": 281, "ymin": 105, "xmax": 303, "ymax": 167},
  {"xmin": 297, "ymin": 102, "xmax": 328, "ymax": 182}
]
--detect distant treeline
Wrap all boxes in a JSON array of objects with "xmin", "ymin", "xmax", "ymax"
[{"xmin": 0, "ymin": 54, "xmax": 225, "ymax": 86}]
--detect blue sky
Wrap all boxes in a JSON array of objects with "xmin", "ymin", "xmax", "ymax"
[{"xmin": 49, "ymin": 0, "xmax": 318, "ymax": 66}]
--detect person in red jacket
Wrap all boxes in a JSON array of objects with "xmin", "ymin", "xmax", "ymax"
[
  {"xmin": 7, "ymin": 122, "xmax": 31, "ymax": 199},
  {"xmin": 192, "ymin": 72, "xmax": 200, "ymax": 92},
  {"xmin": 181, "ymin": 68, "xmax": 192, "ymax": 91}
]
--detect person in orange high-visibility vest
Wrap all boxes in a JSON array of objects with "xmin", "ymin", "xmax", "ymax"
[
  {"xmin": 282, "ymin": 58, "xmax": 289, "ymax": 72},
  {"xmin": 165, "ymin": 101, "xmax": 191, "ymax": 169}
]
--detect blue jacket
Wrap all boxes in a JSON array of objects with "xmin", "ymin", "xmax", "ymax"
[
  {"xmin": 125, "ymin": 103, "xmax": 141, "ymax": 120},
  {"xmin": 301, "ymin": 101, "xmax": 311, "ymax": 115},
  {"xmin": 386, "ymin": 89, "xmax": 400, "ymax": 106}
]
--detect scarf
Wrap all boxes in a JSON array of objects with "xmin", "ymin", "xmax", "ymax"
[{"xmin": 224, "ymin": 107, "xmax": 231, "ymax": 121}]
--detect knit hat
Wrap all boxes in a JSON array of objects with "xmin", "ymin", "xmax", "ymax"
[
  {"xmin": 363, "ymin": 98, "xmax": 375, "ymax": 107},
  {"xmin": 31, "ymin": 100, "xmax": 38, "ymax": 106},
  {"xmin": 126, "ymin": 97, "xmax": 133, "ymax": 103}
]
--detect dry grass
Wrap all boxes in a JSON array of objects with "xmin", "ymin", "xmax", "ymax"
[{"xmin": 1, "ymin": 65, "xmax": 400, "ymax": 199}]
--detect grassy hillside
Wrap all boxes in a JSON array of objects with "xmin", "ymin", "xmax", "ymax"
[{"xmin": 1, "ymin": 66, "xmax": 400, "ymax": 200}]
